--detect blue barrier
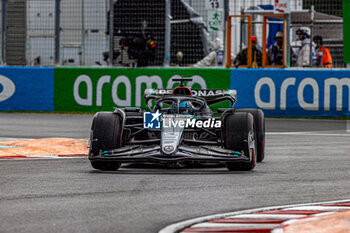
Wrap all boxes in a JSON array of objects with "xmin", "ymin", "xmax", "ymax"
[
  {"xmin": 231, "ymin": 69, "xmax": 350, "ymax": 117},
  {"xmin": 0, "ymin": 67, "xmax": 54, "ymax": 111}
]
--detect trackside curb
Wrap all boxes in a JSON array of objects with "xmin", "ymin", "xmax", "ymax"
[
  {"xmin": 275, "ymin": 209, "xmax": 350, "ymax": 233},
  {"xmin": 158, "ymin": 199, "xmax": 350, "ymax": 233}
]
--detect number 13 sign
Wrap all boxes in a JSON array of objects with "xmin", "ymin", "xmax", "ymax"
[{"xmin": 205, "ymin": 0, "xmax": 223, "ymax": 10}]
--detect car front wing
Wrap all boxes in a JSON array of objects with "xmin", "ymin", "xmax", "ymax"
[{"xmin": 89, "ymin": 145, "xmax": 252, "ymax": 163}]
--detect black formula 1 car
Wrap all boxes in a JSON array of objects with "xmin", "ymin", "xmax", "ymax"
[{"xmin": 88, "ymin": 78, "xmax": 265, "ymax": 171}]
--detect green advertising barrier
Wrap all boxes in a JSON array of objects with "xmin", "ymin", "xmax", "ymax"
[{"xmin": 54, "ymin": 68, "xmax": 231, "ymax": 112}]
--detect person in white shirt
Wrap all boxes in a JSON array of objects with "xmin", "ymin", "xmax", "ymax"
[
  {"xmin": 192, "ymin": 37, "xmax": 224, "ymax": 67},
  {"xmin": 296, "ymin": 27, "xmax": 314, "ymax": 67}
]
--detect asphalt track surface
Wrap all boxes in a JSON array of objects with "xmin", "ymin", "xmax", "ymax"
[{"xmin": 0, "ymin": 113, "xmax": 349, "ymax": 233}]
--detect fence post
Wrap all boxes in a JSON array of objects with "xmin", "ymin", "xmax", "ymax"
[
  {"xmin": 81, "ymin": 0, "xmax": 85, "ymax": 66},
  {"xmin": 164, "ymin": 0, "xmax": 171, "ymax": 67},
  {"xmin": 109, "ymin": 0, "xmax": 114, "ymax": 66},
  {"xmin": 286, "ymin": 13, "xmax": 291, "ymax": 67},
  {"xmin": 55, "ymin": 0, "xmax": 61, "ymax": 65},
  {"xmin": 224, "ymin": 0, "xmax": 229, "ymax": 66},
  {"xmin": 310, "ymin": 5, "xmax": 314, "ymax": 67},
  {"xmin": 1, "ymin": 0, "xmax": 8, "ymax": 64}
]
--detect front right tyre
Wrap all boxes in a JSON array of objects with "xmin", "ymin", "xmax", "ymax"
[{"xmin": 89, "ymin": 112, "xmax": 123, "ymax": 171}]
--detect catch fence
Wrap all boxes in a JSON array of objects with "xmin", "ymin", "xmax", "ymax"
[{"xmin": 0, "ymin": 0, "xmax": 345, "ymax": 67}]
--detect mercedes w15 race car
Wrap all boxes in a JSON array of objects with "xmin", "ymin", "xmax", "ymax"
[{"xmin": 88, "ymin": 78, "xmax": 265, "ymax": 171}]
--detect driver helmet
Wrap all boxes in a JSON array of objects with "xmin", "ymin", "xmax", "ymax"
[
  {"xmin": 171, "ymin": 101, "xmax": 194, "ymax": 114},
  {"xmin": 179, "ymin": 101, "xmax": 194, "ymax": 114}
]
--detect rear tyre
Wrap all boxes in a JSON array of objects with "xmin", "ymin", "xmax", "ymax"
[
  {"xmin": 236, "ymin": 108, "xmax": 265, "ymax": 162},
  {"xmin": 89, "ymin": 112, "xmax": 122, "ymax": 171},
  {"xmin": 223, "ymin": 112, "xmax": 256, "ymax": 171}
]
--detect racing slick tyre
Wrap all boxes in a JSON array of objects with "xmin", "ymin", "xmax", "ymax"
[
  {"xmin": 236, "ymin": 108, "xmax": 265, "ymax": 162},
  {"xmin": 223, "ymin": 112, "xmax": 256, "ymax": 171},
  {"xmin": 89, "ymin": 112, "xmax": 122, "ymax": 171}
]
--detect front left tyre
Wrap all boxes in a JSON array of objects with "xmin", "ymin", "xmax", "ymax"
[
  {"xmin": 223, "ymin": 112, "xmax": 256, "ymax": 171},
  {"xmin": 89, "ymin": 112, "xmax": 123, "ymax": 171},
  {"xmin": 236, "ymin": 108, "xmax": 265, "ymax": 162}
]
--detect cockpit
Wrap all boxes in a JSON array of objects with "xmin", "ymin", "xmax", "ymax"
[{"xmin": 154, "ymin": 97, "xmax": 205, "ymax": 115}]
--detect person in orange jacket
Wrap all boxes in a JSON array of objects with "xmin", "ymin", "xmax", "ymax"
[{"xmin": 313, "ymin": 36, "xmax": 333, "ymax": 68}]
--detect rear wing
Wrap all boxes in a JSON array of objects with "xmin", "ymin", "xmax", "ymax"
[
  {"xmin": 144, "ymin": 89, "xmax": 237, "ymax": 106},
  {"xmin": 198, "ymin": 90, "xmax": 237, "ymax": 106}
]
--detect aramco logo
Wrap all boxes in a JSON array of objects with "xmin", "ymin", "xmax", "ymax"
[{"xmin": 0, "ymin": 75, "xmax": 16, "ymax": 102}]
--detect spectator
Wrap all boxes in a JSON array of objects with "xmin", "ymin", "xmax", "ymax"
[
  {"xmin": 267, "ymin": 31, "xmax": 283, "ymax": 66},
  {"xmin": 233, "ymin": 36, "xmax": 262, "ymax": 68},
  {"xmin": 296, "ymin": 27, "xmax": 313, "ymax": 67},
  {"xmin": 192, "ymin": 37, "xmax": 224, "ymax": 67},
  {"xmin": 313, "ymin": 36, "xmax": 333, "ymax": 68}
]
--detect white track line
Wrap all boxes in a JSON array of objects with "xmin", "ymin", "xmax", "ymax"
[
  {"xmin": 229, "ymin": 214, "xmax": 307, "ymax": 219},
  {"xmin": 267, "ymin": 132, "xmax": 350, "ymax": 136},
  {"xmin": 158, "ymin": 199, "xmax": 350, "ymax": 233},
  {"xmin": 0, "ymin": 138, "xmax": 32, "ymax": 141},
  {"xmin": 285, "ymin": 206, "xmax": 350, "ymax": 211},
  {"xmin": 190, "ymin": 222, "xmax": 280, "ymax": 229}
]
